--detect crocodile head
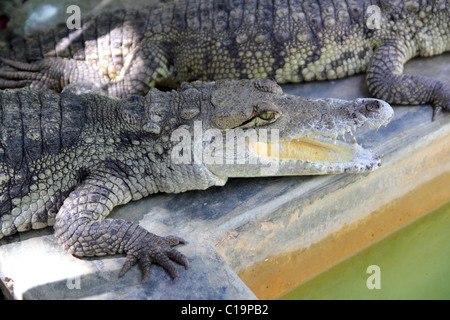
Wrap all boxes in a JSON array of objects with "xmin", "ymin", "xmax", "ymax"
[{"xmin": 167, "ymin": 79, "xmax": 393, "ymax": 179}]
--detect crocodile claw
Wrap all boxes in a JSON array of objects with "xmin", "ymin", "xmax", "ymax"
[
  {"xmin": 119, "ymin": 233, "xmax": 188, "ymax": 283},
  {"xmin": 431, "ymin": 81, "xmax": 449, "ymax": 121}
]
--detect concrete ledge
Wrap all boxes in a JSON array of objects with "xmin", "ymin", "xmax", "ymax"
[
  {"xmin": 238, "ymin": 126, "xmax": 450, "ymax": 299},
  {"xmin": 0, "ymin": 51, "xmax": 449, "ymax": 299}
]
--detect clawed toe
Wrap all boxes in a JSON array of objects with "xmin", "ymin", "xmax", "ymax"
[
  {"xmin": 432, "ymin": 106, "xmax": 442, "ymax": 121},
  {"xmin": 119, "ymin": 233, "xmax": 188, "ymax": 283},
  {"xmin": 162, "ymin": 235, "xmax": 186, "ymax": 246},
  {"xmin": 167, "ymin": 248, "xmax": 189, "ymax": 270},
  {"xmin": 0, "ymin": 57, "xmax": 42, "ymax": 71},
  {"xmin": 0, "ymin": 62, "xmax": 38, "ymax": 89},
  {"xmin": 0, "ymin": 58, "xmax": 51, "ymax": 90},
  {"xmin": 0, "ymin": 78, "xmax": 33, "ymax": 88}
]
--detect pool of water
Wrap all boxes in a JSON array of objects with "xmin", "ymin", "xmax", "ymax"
[{"xmin": 279, "ymin": 201, "xmax": 450, "ymax": 300}]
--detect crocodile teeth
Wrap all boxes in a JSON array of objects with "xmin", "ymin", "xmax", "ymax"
[{"xmin": 348, "ymin": 130, "xmax": 357, "ymax": 144}]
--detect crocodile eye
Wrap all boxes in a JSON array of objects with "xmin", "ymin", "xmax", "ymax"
[
  {"xmin": 258, "ymin": 112, "xmax": 275, "ymax": 121},
  {"xmin": 230, "ymin": 110, "xmax": 280, "ymax": 129}
]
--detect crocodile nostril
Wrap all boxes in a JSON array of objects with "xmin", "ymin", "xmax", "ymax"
[{"xmin": 366, "ymin": 100, "xmax": 381, "ymax": 112}]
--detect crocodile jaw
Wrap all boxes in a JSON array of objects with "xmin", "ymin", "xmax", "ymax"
[
  {"xmin": 247, "ymin": 135, "xmax": 382, "ymax": 176},
  {"xmin": 204, "ymin": 98, "xmax": 393, "ymax": 178}
]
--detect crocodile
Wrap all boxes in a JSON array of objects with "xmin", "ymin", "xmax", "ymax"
[
  {"xmin": 0, "ymin": 0, "xmax": 448, "ymax": 117},
  {"xmin": 0, "ymin": 79, "xmax": 393, "ymax": 282}
]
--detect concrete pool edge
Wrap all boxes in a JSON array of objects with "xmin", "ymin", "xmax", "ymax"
[{"xmin": 236, "ymin": 131, "xmax": 450, "ymax": 300}]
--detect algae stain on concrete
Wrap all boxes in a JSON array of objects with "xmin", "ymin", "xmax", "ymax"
[
  {"xmin": 239, "ymin": 172, "xmax": 450, "ymax": 299},
  {"xmin": 279, "ymin": 201, "xmax": 450, "ymax": 300}
]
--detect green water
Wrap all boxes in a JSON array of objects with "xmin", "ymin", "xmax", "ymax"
[{"xmin": 279, "ymin": 201, "xmax": 450, "ymax": 300}]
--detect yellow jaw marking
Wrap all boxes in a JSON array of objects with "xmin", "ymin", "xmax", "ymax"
[{"xmin": 249, "ymin": 137, "xmax": 354, "ymax": 162}]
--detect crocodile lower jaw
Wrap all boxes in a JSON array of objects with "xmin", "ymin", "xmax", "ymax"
[{"xmin": 248, "ymin": 135, "xmax": 382, "ymax": 175}]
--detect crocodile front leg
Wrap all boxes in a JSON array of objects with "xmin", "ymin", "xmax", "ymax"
[
  {"xmin": 366, "ymin": 40, "xmax": 449, "ymax": 120},
  {"xmin": 0, "ymin": 57, "xmax": 106, "ymax": 92},
  {"xmin": 53, "ymin": 173, "xmax": 188, "ymax": 283},
  {"xmin": 0, "ymin": 40, "xmax": 172, "ymax": 98}
]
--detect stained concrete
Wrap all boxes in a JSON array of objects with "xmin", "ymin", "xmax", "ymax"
[{"xmin": 0, "ymin": 1, "xmax": 449, "ymax": 300}]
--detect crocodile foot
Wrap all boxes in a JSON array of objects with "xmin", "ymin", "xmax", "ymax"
[{"xmin": 119, "ymin": 232, "xmax": 189, "ymax": 283}]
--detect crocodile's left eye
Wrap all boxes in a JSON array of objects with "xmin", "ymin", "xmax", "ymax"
[
  {"xmin": 237, "ymin": 111, "xmax": 280, "ymax": 129},
  {"xmin": 258, "ymin": 112, "xmax": 276, "ymax": 121}
]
